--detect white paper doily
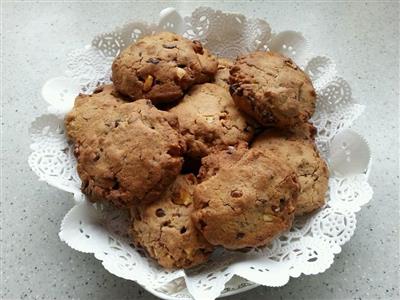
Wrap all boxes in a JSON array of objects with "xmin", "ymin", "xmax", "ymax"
[{"xmin": 28, "ymin": 7, "xmax": 373, "ymax": 300}]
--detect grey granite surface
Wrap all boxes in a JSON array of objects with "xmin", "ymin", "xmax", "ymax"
[{"xmin": 2, "ymin": 1, "xmax": 399, "ymax": 300}]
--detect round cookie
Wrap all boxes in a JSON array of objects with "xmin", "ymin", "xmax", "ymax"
[
  {"xmin": 192, "ymin": 148, "xmax": 299, "ymax": 249},
  {"xmin": 214, "ymin": 58, "xmax": 233, "ymax": 89},
  {"xmin": 170, "ymin": 83, "xmax": 255, "ymax": 158},
  {"xmin": 65, "ymin": 85, "xmax": 186, "ymax": 207},
  {"xmin": 131, "ymin": 174, "xmax": 214, "ymax": 269},
  {"xmin": 229, "ymin": 51, "xmax": 316, "ymax": 128},
  {"xmin": 112, "ymin": 32, "xmax": 218, "ymax": 104},
  {"xmin": 252, "ymin": 123, "xmax": 329, "ymax": 215}
]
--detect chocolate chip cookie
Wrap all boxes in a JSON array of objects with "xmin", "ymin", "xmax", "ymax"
[
  {"xmin": 170, "ymin": 83, "xmax": 255, "ymax": 158},
  {"xmin": 65, "ymin": 85, "xmax": 186, "ymax": 207},
  {"xmin": 112, "ymin": 32, "xmax": 218, "ymax": 104},
  {"xmin": 131, "ymin": 174, "xmax": 214, "ymax": 269},
  {"xmin": 252, "ymin": 123, "xmax": 329, "ymax": 215},
  {"xmin": 192, "ymin": 148, "xmax": 299, "ymax": 249},
  {"xmin": 229, "ymin": 51, "xmax": 316, "ymax": 128}
]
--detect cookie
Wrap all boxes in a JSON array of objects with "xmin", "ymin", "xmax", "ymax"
[
  {"xmin": 192, "ymin": 148, "xmax": 299, "ymax": 249},
  {"xmin": 112, "ymin": 32, "xmax": 218, "ymax": 104},
  {"xmin": 229, "ymin": 51, "xmax": 316, "ymax": 128},
  {"xmin": 214, "ymin": 58, "xmax": 233, "ymax": 89},
  {"xmin": 65, "ymin": 85, "xmax": 186, "ymax": 207},
  {"xmin": 252, "ymin": 123, "xmax": 329, "ymax": 215},
  {"xmin": 170, "ymin": 83, "xmax": 254, "ymax": 158},
  {"xmin": 130, "ymin": 174, "xmax": 214, "ymax": 269}
]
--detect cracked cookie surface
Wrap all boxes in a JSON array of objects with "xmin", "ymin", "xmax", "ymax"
[
  {"xmin": 192, "ymin": 148, "xmax": 299, "ymax": 249},
  {"xmin": 65, "ymin": 85, "xmax": 186, "ymax": 207},
  {"xmin": 252, "ymin": 123, "xmax": 329, "ymax": 215},
  {"xmin": 130, "ymin": 174, "xmax": 213, "ymax": 269},
  {"xmin": 229, "ymin": 51, "xmax": 316, "ymax": 128},
  {"xmin": 112, "ymin": 32, "xmax": 218, "ymax": 104},
  {"xmin": 214, "ymin": 58, "xmax": 233, "ymax": 89},
  {"xmin": 170, "ymin": 83, "xmax": 255, "ymax": 158}
]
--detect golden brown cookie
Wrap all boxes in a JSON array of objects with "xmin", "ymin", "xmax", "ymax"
[
  {"xmin": 252, "ymin": 123, "xmax": 329, "ymax": 215},
  {"xmin": 112, "ymin": 32, "xmax": 218, "ymax": 104},
  {"xmin": 65, "ymin": 85, "xmax": 186, "ymax": 207},
  {"xmin": 170, "ymin": 83, "xmax": 255, "ymax": 158},
  {"xmin": 192, "ymin": 148, "xmax": 299, "ymax": 249},
  {"xmin": 214, "ymin": 58, "xmax": 233, "ymax": 89},
  {"xmin": 229, "ymin": 51, "xmax": 316, "ymax": 128},
  {"xmin": 130, "ymin": 174, "xmax": 214, "ymax": 269}
]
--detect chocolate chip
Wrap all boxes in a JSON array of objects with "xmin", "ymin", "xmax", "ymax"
[
  {"xmin": 155, "ymin": 208, "xmax": 165, "ymax": 217},
  {"xmin": 236, "ymin": 232, "xmax": 245, "ymax": 239},
  {"xmin": 146, "ymin": 58, "xmax": 160, "ymax": 64},
  {"xmin": 177, "ymin": 63, "xmax": 186, "ymax": 68},
  {"xmin": 180, "ymin": 227, "xmax": 187, "ymax": 234},
  {"xmin": 162, "ymin": 220, "xmax": 171, "ymax": 227},
  {"xmin": 231, "ymin": 190, "xmax": 243, "ymax": 198},
  {"xmin": 279, "ymin": 198, "xmax": 286, "ymax": 211},
  {"xmin": 162, "ymin": 44, "xmax": 176, "ymax": 49},
  {"xmin": 112, "ymin": 179, "xmax": 120, "ymax": 190}
]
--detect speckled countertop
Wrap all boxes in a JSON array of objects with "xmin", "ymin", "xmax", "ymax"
[{"xmin": 2, "ymin": 1, "xmax": 399, "ymax": 299}]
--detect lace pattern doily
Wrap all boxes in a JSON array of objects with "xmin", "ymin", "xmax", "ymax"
[{"xmin": 29, "ymin": 7, "xmax": 372, "ymax": 300}]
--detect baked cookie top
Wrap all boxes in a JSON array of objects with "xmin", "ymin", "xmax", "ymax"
[
  {"xmin": 65, "ymin": 85, "xmax": 186, "ymax": 207},
  {"xmin": 170, "ymin": 83, "xmax": 254, "ymax": 158},
  {"xmin": 229, "ymin": 51, "xmax": 316, "ymax": 128},
  {"xmin": 192, "ymin": 148, "xmax": 299, "ymax": 249},
  {"xmin": 131, "ymin": 174, "xmax": 213, "ymax": 269},
  {"xmin": 252, "ymin": 123, "xmax": 329, "ymax": 215},
  {"xmin": 112, "ymin": 32, "xmax": 218, "ymax": 104},
  {"xmin": 197, "ymin": 141, "xmax": 248, "ymax": 181},
  {"xmin": 214, "ymin": 58, "xmax": 233, "ymax": 89}
]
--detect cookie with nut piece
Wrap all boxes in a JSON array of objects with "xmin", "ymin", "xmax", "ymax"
[
  {"xmin": 170, "ymin": 83, "xmax": 255, "ymax": 158},
  {"xmin": 229, "ymin": 51, "xmax": 316, "ymax": 128},
  {"xmin": 192, "ymin": 148, "xmax": 299, "ymax": 249},
  {"xmin": 112, "ymin": 32, "xmax": 218, "ymax": 104},
  {"xmin": 65, "ymin": 84, "xmax": 186, "ymax": 207},
  {"xmin": 252, "ymin": 123, "xmax": 329, "ymax": 215},
  {"xmin": 130, "ymin": 174, "xmax": 214, "ymax": 269}
]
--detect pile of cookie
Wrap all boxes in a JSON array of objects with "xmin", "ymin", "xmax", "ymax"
[{"xmin": 65, "ymin": 32, "xmax": 329, "ymax": 269}]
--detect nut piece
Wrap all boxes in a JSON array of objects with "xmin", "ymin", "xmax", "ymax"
[
  {"xmin": 176, "ymin": 67, "xmax": 186, "ymax": 80},
  {"xmin": 204, "ymin": 115, "xmax": 215, "ymax": 123},
  {"xmin": 263, "ymin": 214, "xmax": 274, "ymax": 222},
  {"xmin": 172, "ymin": 189, "xmax": 193, "ymax": 206},
  {"xmin": 143, "ymin": 75, "xmax": 154, "ymax": 92}
]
